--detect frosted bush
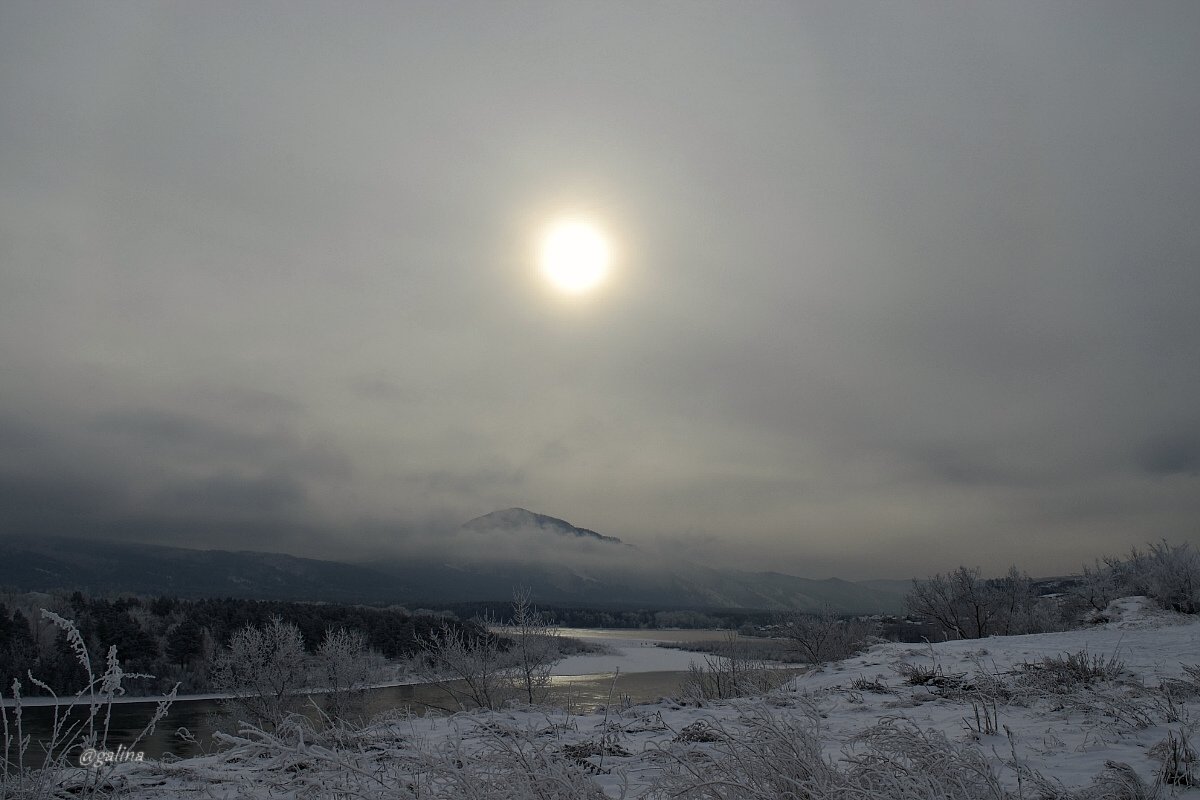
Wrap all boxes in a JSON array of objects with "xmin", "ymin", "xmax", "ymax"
[
  {"xmin": 781, "ymin": 607, "xmax": 876, "ymax": 665},
  {"xmin": 316, "ymin": 627, "xmax": 373, "ymax": 723},
  {"xmin": 211, "ymin": 616, "xmax": 309, "ymax": 730},
  {"xmin": 681, "ymin": 633, "xmax": 791, "ymax": 701},
  {"xmin": 650, "ymin": 704, "xmax": 1009, "ymax": 800}
]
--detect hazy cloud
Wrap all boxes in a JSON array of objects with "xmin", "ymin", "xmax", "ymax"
[
  {"xmin": 152, "ymin": 473, "xmax": 307, "ymax": 515},
  {"xmin": 1139, "ymin": 434, "xmax": 1200, "ymax": 477},
  {"xmin": 2, "ymin": 1, "xmax": 1199, "ymax": 578}
]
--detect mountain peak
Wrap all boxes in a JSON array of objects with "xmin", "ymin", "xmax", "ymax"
[{"xmin": 463, "ymin": 508, "xmax": 623, "ymax": 544}]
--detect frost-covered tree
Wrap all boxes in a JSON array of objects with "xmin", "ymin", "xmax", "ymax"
[
  {"xmin": 781, "ymin": 606, "xmax": 874, "ymax": 664},
  {"xmin": 1071, "ymin": 559, "xmax": 1121, "ymax": 616},
  {"xmin": 907, "ymin": 565, "xmax": 1058, "ymax": 639},
  {"xmin": 213, "ymin": 616, "xmax": 309, "ymax": 729},
  {"xmin": 419, "ymin": 588, "xmax": 562, "ymax": 710},
  {"xmin": 420, "ymin": 621, "xmax": 513, "ymax": 710},
  {"xmin": 506, "ymin": 587, "xmax": 558, "ymax": 705},
  {"xmin": 1110, "ymin": 540, "xmax": 1200, "ymax": 613},
  {"xmin": 906, "ymin": 567, "xmax": 1001, "ymax": 640},
  {"xmin": 317, "ymin": 627, "xmax": 373, "ymax": 722}
]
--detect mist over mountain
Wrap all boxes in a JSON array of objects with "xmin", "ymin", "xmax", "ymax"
[
  {"xmin": 368, "ymin": 509, "xmax": 905, "ymax": 611},
  {"xmin": 0, "ymin": 510, "xmax": 906, "ymax": 612},
  {"xmin": 0, "ymin": 534, "xmax": 398, "ymax": 603},
  {"xmin": 463, "ymin": 508, "xmax": 624, "ymax": 545}
]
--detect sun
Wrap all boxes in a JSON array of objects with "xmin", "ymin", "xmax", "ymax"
[{"xmin": 538, "ymin": 218, "xmax": 612, "ymax": 294}]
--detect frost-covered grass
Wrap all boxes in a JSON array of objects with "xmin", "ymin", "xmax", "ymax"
[
  {"xmin": 1, "ymin": 612, "xmax": 176, "ymax": 800},
  {"xmin": 26, "ymin": 595, "xmax": 1197, "ymax": 799}
]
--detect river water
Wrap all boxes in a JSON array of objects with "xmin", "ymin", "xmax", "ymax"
[{"xmin": 7, "ymin": 629, "xmax": 796, "ymax": 765}]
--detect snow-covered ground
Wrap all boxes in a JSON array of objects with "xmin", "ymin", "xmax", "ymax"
[{"xmin": 45, "ymin": 598, "xmax": 1200, "ymax": 798}]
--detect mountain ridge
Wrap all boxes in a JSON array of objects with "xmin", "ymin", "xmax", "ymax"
[
  {"xmin": 462, "ymin": 507, "xmax": 625, "ymax": 545},
  {"xmin": 0, "ymin": 510, "xmax": 908, "ymax": 612}
]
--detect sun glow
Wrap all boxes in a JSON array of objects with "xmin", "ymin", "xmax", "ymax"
[{"xmin": 538, "ymin": 219, "xmax": 612, "ymax": 294}]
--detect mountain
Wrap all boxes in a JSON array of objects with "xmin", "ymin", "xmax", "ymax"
[
  {"xmin": 0, "ymin": 534, "xmax": 399, "ymax": 603},
  {"xmin": 369, "ymin": 510, "xmax": 907, "ymax": 613},
  {"xmin": 463, "ymin": 508, "xmax": 624, "ymax": 545},
  {"xmin": 857, "ymin": 578, "xmax": 916, "ymax": 597},
  {"xmin": 0, "ymin": 511, "xmax": 908, "ymax": 612}
]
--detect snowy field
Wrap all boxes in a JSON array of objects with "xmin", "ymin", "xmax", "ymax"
[{"xmin": 47, "ymin": 596, "xmax": 1200, "ymax": 799}]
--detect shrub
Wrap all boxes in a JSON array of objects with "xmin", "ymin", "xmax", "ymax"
[
  {"xmin": 780, "ymin": 607, "xmax": 876, "ymax": 664},
  {"xmin": 1012, "ymin": 648, "xmax": 1126, "ymax": 694},
  {"xmin": 417, "ymin": 588, "xmax": 563, "ymax": 710},
  {"xmin": 212, "ymin": 616, "xmax": 309, "ymax": 730},
  {"xmin": 1152, "ymin": 729, "xmax": 1196, "ymax": 786},
  {"xmin": 906, "ymin": 566, "xmax": 1060, "ymax": 640},
  {"xmin": 204, "ymin": 712, "xmax": 614, "ymax": 799},
  {"xmin": 895, "ymin": 662, "xmax": 970, "ymax": 691},
  {"xmin": 848, "ymin": 675, "xmax": 891, "ymax": 693},
  {"xmin": 316, "ymin": 627, "xmax": 374, "ymax": 723},
  {"xmin": 1112, "ymin": 541, "xmax": 1200, "ymax": 614},
  {"xmin": 680, "ymin": 633, "xmax": 791, "ymax": 701},
  {"xmin": 652, "ymin": 705, "xmax": 1010, "ymax": 799}
]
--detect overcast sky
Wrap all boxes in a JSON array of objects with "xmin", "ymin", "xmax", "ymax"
[{"xmin": 2, "ymin": 2, "xmax": 1198, "ymax": 579}]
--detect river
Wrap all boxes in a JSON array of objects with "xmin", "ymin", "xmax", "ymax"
[{"xmin": 6, "ymin": 629, "xmax": 798, "ymax": 765}]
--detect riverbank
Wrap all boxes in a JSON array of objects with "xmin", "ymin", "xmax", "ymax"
[
  {"xmin": 2, "ymin": 628, "xmax": 751, "ymax": 763},
  {"xmin": 51, "ymin": 597, "xmax": 1200, "ymax": 799},
  {"xmin": 2, "ymin": 628, "xmax": 742, "ymax": 709}
]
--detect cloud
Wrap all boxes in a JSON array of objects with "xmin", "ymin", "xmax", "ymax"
[
  {"xmin": 152, "ymin": 473, "xmax": 307, "ymax": 515},
  {"xmin": 0, "ymin": 472, "xmax": 124, "ymax": 529},
  {"xmin": 1138, "ymin": 434, "xmax": 1200, "ymax": 477},
  {"xmin": 1, "ymin": 2, "xmax": 1199, "ymax": 578}
]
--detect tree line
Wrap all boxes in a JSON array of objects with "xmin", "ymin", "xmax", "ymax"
[
  {"xmin": 440, "ymin": 602, "xmax": 770, "ymax": 630},
  {"xmin": 0, "ymin": 592, "xmax": 483, "ymax": 696},
  {"xmin": 905, "ymin": 539, "xmax": 1200, "ymax": 641}
]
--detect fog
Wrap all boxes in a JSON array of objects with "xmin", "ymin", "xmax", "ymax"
[{"xmin": 2, "ymin": 2, "xmax": 1199, "ymax": 579}]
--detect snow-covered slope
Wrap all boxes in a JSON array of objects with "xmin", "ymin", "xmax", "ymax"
[{"xmin": 86, "ymin": 597, "xmax": 1200, "ymax": 798}]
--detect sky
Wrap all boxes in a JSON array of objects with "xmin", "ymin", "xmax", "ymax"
[{"xmin": 1, "ymin": 2, "xmax": 1198, "ymax": 580}]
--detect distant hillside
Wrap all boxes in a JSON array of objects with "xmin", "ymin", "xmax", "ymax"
[
  {"xmin": 370, "ymin": 509, "xmax": 908, "ymax": 613},
  {"xmin": 0, "ymin": 535, "xmax": 399, "ymax": 603},
  {"xmin": 0, "ymin": 510, "xmax": 909, "ymax": 613}
]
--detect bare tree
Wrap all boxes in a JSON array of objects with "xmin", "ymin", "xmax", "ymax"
[
  {"xmin": 906, "ymin": 567, "xmax": 999, "ymax": 640},
  {"xmin": 780, "ymin": 606, "xmax": 874, "ymax": 665},
  {"xmin": 419, "ymin": 620, "xmax": 514, "ymax": 711},
  {"xmin": 506, "ymin": 587, "xmax": 559, "ymax": 705},
  {"xmin": 987, "ymin": 565, "xmax": 1057, "ymax": 636},
  {"xmin": 316, "ymin": 628, "xmax": 373, "ymax": 723},
  {"xmin": 1114, "ymin": 541, "xmax": 1200, "ymax": 613},
  {"xmin": 418, "ymin": 588, "xmax": 563, "ymax": 710},
  {"xmin": 683, "ymin": 631, "xmax": 789, "ymax": 699},
  {"xmin": 212, "ymin": 616, "xmax": 309, "ymax": 729},
  {"xmin": 1071, "ymin": 559, "xmax": 1120, "ymax": 616}
]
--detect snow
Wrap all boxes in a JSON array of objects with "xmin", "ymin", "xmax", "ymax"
[
  {"xmin": 784, "ymin": 597, "xmax": 1200, "ymax": 792},
  {"xmin": 552, "ymin": 638, "xmax": 709, "ymax": 675},
  {"xmin": 40, "ymin": 599, "xmax": 1200, "ymax": 797}
]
